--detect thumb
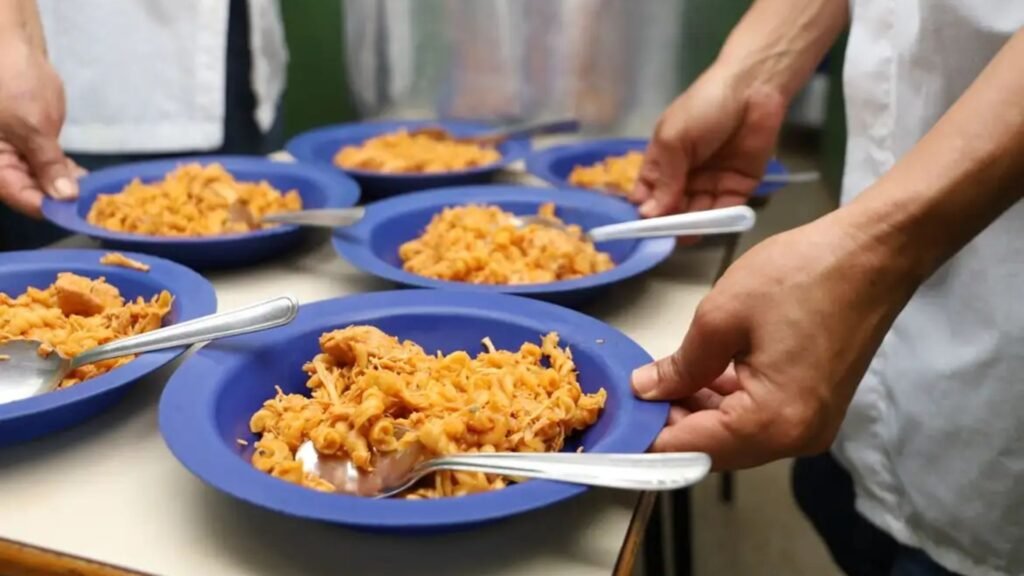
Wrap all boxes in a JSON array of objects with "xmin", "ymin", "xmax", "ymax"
[
  {"xmin": 632, "ymin": 298, "xmax": 748, "ymax": 400},
  {"xmin": 7, "ymin": 126, "xmax": 76, "ymax": 200}
]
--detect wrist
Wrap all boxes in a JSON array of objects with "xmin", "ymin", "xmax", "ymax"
[
  {"xmin": 828, "ymin": 193, "xmax": 939, "ymax": 294},
  {"xmin": 713, "ymin": 47, "xmax": 795, "ymax": 104},
  {"xmin": 0, "ymin": 1, "xmax": 46, "ymax": 56},
  {"xmin": 711, "ymin": 0, "xmax": 848, "ymax": 103}
]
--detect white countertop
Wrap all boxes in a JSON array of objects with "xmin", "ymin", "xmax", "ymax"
[{"xmin": 0, "ymin": 189, "xmax": 725, "ymax": 576}]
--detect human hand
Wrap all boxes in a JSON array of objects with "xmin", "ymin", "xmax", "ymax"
[
  {"xmin": 0, "ymin": 36, "xmax": 80, "ymax": 217},
  {"xmin": 631, "ymin": 67, "xmax": 786, "ymax": 220},
  {"xmin": 630, "ymin": 212, "xmax": 920, "ymax": 470}
]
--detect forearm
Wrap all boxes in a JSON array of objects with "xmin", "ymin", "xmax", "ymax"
[
  {"xmin": 715, "ymin": 0, "xmax": 848, "ymax": 102},
  {"xmin": 0, "ymin": 0, "xmax": 46, "ymax": 54},
  {"xmin": 842, "ymin": 29, "xmax": 1024, "ymax": 285}
]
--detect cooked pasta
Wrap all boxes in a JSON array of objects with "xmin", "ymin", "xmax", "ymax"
[
  {"xmin": 248, "ymin": 325, "xmax": 606, "ymax": 498},
  {"xmin": 398, "ymin": 203, "xmax": 615, "ymax": 284},
  {"xmin": 100, "ymin": 252, "xmax": 150, "ymax": 272},
  {"xmin": 0, "ymin": 273, "xmax": 173, "ymax": 388},
  {"xmin": 568, "ymin": 151, "xmax": 644, "ymax": 196},
  {"xmin": 86, "ymin": 163, "xmax": 302, "ymax": 237},
  {"xmin": 333, "ymin": 130, "xmax": 502, "ymax": 173}
]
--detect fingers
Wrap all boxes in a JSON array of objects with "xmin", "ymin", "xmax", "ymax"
[
  {"xmin": 0, "ymin": 120, "xmax": 76, "ymax": 201},
  {"xmin": 687, "ymin": 170, "xmax": 762, "ymax": 201},
  {"xmin": 67, "ymin": 157, "xmax": 87, "ymax": 179},
  {"xmin": 650, "ymin": 408, "xmax": 740, "ymax": 468},
  {"xmin": 680, "ymin": 388, "xmax": 724, "ymax": 412},
  {"xmin": 0, "ymin": 153, "xmax": 45, "ymax": 217},
  {"xmin": 18, "ymin": 130, "xmax": 76, "ymax": 200},
  {"xmin": 708, "ymin": 365, "xmax": 742, "ymax": 396},
  {"xmin": 632, "ymin": 295, "xmax": 748, "ymax": 401},
  {"xmin": 632, "ymin": 123, "xmax": 690, "ymax": 218}
]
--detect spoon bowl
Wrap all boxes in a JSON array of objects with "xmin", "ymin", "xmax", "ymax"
[
  {"xmin": 0, "ymin": 296, "xmax": 298, "ymax": 405},
  {"xmin": 0, "ymin": 340, "xmax": 66, "ymax": 405}
]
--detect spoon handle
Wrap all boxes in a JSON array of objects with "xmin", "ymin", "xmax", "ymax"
[
  {"xmin": 475, "ymin": 118, "xmax": 581, "ymax": 144},
  {"xmin": 69, "ymin": 296, "xmax": 299, "ymax": 370},
  {"xmin": 588, "ymin": 205, "xmax": 756, "ymax": 243},
  {"xmin": 261, "ymin": 207, "xmax": 367, "ymax": 229},
  {"xmin": 762, "ymin": 170, "xmax": 820, "ymax": 185},
  {"xmin": 417, "ymin": 452, "xmax": 711, "ymax": 491}
]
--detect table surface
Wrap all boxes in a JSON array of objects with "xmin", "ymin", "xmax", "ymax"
[{"xmin": 0, "ymin": 178, "xmax": 726, "ymax": 576}]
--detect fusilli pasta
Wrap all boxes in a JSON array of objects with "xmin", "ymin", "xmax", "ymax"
[
  {"xmin": 568, "ymin": 151, "xmax": 644, "ymax": 196},
  {"xmin": 333, "ymin": 130, "xmax": 501, "ymax": 173},
  {"xmin": 248, "ymin": 325, "xmax": 606, "ymax": 498},
  {"xmin": 0, "ymin": 274, "xmax": 173, "ymax": 388},
  {"xmin": 399, "ymin": 203, "xmax": 615, "ymax": 284},
  {"xmin": 87, "ymin": 163, "xmax": 302, "ymax": 237}
]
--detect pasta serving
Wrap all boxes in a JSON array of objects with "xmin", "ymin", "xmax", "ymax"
[
  {"xmin": 87, "ymin": 163, "xmax": 302, "ymax": 237},
  {"xmin": 399, "ymin": 203, "xmax": 615, "ymax": 284},
  {"xmin": 568, "ymin": 151, "xmax": 644, "ymax": 196},
  {"xmin": 248, "ymin": 325, "xmax": 606, "ymax": 498},
  {"xmin": 0, "ymin": 274, "xmax": 173, "ymax": 387},
  {"xmin": 333, "ymin": 130, "xmax": 501, "ymax": 173}
]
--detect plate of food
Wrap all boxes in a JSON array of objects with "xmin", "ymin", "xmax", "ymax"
[
  {"xmin": 285, "ymin": 119, "xmax": 531, "ymax": 198},
  {"xmin": 330, "ymin": 185, "xmax": 675, "ymax": 306},
  {"xmin": 158, "ymin": 290, "xmax": 667, "ymax": 531},
  {"xmin": 0, "ymin": 249, "xmax": 216, "ymax": 446},
  {"xmin": 41, "ymin": 155, "xmax": 361, "ymax": 269},
  {"xmin": 525, "ymin": 138, "xmax": 790, "ymax": 199}
]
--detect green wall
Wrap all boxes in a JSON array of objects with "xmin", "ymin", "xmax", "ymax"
[{"xmin": 279, "ymin": 1, "xmax": 357, "ymax": 136}]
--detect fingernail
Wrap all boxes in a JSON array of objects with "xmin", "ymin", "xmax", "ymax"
[
  {"xmin": 52, "ymin": 177, "xmax": 77, "ymax": 200},
  {"xmin": 631, "ymin": 364, "xmax": 659, "ymax": 398},
  {"xmin": 639, "ymin": 200, "xmax": 657, "ymax": 217}
]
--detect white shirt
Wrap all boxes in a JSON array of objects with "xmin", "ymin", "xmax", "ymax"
[
  {"xmin": 36, "ymin": 0, "xmax": 288, "ymax": 154},
  {"xmin": 834, "ymin": 1, "xmax": 1024, "ymax": 574}
]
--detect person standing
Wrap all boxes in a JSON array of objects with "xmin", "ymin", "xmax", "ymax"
[{"xmin": 629, "ymin": 1, "xmax": 1024, "ymax": 574}]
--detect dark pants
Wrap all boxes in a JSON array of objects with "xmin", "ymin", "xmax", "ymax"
[
  {"xmin": 0, "ymin": 0, "xmax": 282, "ymax": 251},
  {"xmin": 792, "ymin": 453, "xmax": 960, "ymax": 576}
]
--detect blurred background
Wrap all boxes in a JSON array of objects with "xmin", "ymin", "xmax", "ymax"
[{"xmin": 280, "ymin": 0, "xmax": 847, "ymax": 194}]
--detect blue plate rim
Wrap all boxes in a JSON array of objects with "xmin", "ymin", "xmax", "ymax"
[
  {"xmin": 285, "ymin": 119, "xmax": 532, "ymax": 180},
  {"xmin": 331, "ymin": 184, "xmax": 676, "ymax": 295},
  {"xmin": 0, "ymin": 249, "xmax": 218, "ymax": 421},
  {"xmin": 40, "ymin": 154, "xmax": 361, "ymax": 245},
  {"xmin": 158, "ymin": 290, "xmax": 668, "ymax": 530},
  {"xmin": 524, "ymin": 138, "xmax": 788, "ymax": 198}
]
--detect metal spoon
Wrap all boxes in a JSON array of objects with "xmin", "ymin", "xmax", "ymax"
[
  {"xmin": 512, "ymin": 204, "xmax": 756, "ymax": 243},
  {"xmin": 254, "ymin": 207, "xmax": 367, "ymax": 229},
  {"xmin": 0, "ymin": 296, "xmax": 299, "ymax": 405},
  {"xmin": 410, "ymin": 118, "xmax": 581, "ymax": 146},
  {"xmin": 295, "ymin": 440, "xmax": 710, "ymax": 498},
  {"xmin": 762, "ymin": 170, "xmax": 820, "ymax": 185}
]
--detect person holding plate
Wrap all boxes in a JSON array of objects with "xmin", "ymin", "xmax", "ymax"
[
  {"xmin": 0, "ymin": 0, "xmax": 287, "ymax": 249},
  {"xmin": 630, "ymin": 1, "xmax": 1024, "ymax": 575}
]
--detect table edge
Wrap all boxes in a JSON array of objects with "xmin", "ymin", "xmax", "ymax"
[{"xmin": 0, "ymin": 536, "xmax": 152, "ymax": 576}]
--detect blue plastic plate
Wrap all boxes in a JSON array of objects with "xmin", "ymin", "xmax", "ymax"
[
  {"xmin": 525, "ymin": 138, "xmax": 789, "ymax": 198},
  {"xmin": 285, "ymin": 119, "xmax": 531, "ymax": 199},
  {"xmin": 41, "ymin": 155, "xmax": 361, "ymax": 269},
  {"xmin": 0, "ymin": 249, "xmax": 217, "ymax": 446},
  {"xmin": 331, "ymin": 185, "xmax": 675, "ymax": 307},
  {"xmin": 158, "ymin": 290, "xmax": 667, "ymax": 531}
]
